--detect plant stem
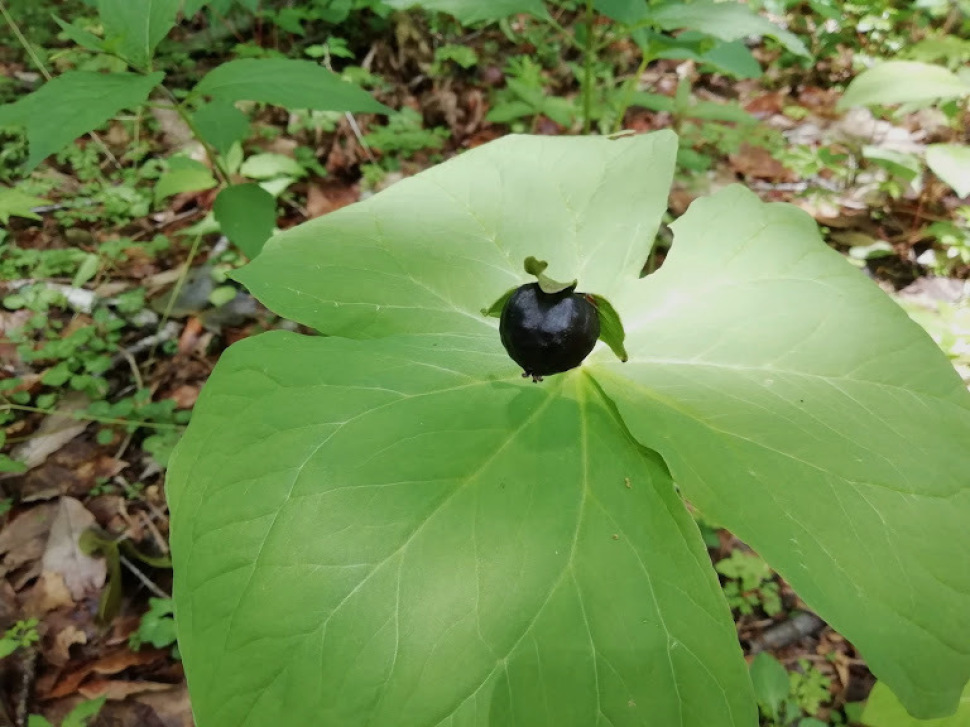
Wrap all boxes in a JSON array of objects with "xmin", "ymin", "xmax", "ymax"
[
  {"xmin": 582, "ymin": 0, "xmax": 596, "ymax": 134},
  {"xmin": 147, "ymin": 233, "xmax": 204, "ymax": 366}
]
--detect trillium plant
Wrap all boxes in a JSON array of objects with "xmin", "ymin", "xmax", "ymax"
[{"xmin": 168, "ymin": 132, "xmax": 970, "ymax": 726}]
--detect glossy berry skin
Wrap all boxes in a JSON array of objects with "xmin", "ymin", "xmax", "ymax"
[{"xmin": 499, "ymin": 283, "xmax": 600, "ymax": 381}]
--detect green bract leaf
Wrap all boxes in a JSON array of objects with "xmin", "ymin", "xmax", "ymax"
[
  {"xmin": 0, "ymin": 71, "xmax": 164, "ymax": 173},
  {"xmin": 213, "ymin": 183, "xmax": 277, "ymax": 258},
  {"xmin": 169, "ymin": 332, "xmax": 755, "ymax": 727},
  {"xmin": 649, "ymin": 2, "xmax": 810, "ymax": 58},
  {"xmin": 590, "ymin": 185, "xmax": 970, "ymax": 718},
  {"xmin": 588, "ymin": 293, "xmax": 628, "ymax": 362},
  {"xmin": 383, "ymin": 0, "xmax": 549, "ymax": 24},
  {"xmin": 191, "ymin": 58, "xmax": 390, "ymax": 113},
  {"xmin": 926, "ymin": 144, "xmax": 970, "ymax": 198},
  {"xmin": 97, "ymin": 0, "xmax": 180, "ymax": 69},
  {"xmin": 235, "ymin": 132, "xmax": 678, "ymax": 338},
  {"xmin": 838, "ymin": 61, "xmax": 970, "ymax": 109}
]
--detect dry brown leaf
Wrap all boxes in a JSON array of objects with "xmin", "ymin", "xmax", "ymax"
[
  {"xmin": 41, "ymin": 497, "xmax": 106, "ymax": 600},
  {"xmin": 78, "ymin": 679, "xmax": 174, "ymax": 700},
  {"xmin": 48, "ymin": 624, "xmax": 88, "ymax": 666},
  {"xmin": 21, "ymin": 571, "xmax": 74, "ymax": 617},
  {"xmin": 0, "ymin": 502, "xmax": 57, "ymax": 588},
  {"xmin": 8, "ymin": 393, "xmax": 90, "ymax": 472},
  {"xmin": 45, "ymin": 648, "xmax": 167, "ymax": 699},
  {"xmin": 135, "ymin": 684, "xmax": 194, "ymax": 727}
]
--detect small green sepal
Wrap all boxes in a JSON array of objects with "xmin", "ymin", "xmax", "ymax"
[
  {"xmin": 587, "ymin": 293, "xmax": 628, "ymax": 362},
  {"xmin": 482, "ymin": 287, "xmax": 517, "ymax": 318},
  {"xmin": 524, "ymin": 256, "xmax": 577, "ymax": 294}
]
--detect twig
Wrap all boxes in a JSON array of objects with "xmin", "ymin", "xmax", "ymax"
[
  {"xmin": 120, "ymin": 554, "xmax": 171, "ymax": 599},
  {"xmin": 138, "ymin": 509, "xmax": 170, "ymax": 555}
]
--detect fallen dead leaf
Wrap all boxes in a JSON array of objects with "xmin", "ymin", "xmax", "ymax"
[
  {"xmin": 41, "ymin": 497, "xmax": 106, "ymax": 600},
  {"xmin": 44, "ymin": 648, "xmax": 167, "ymax": 699},
  {"xmin": 0, "ymin": 502, "xmax": 57, "ymax": 589},
  {"xmin": 21, "ymin": 571, "xmax": 74, "ymax": 617},
  {"xmin": 48, "ymin": 624, "xmax": 88, "ymax": 667},
  {"xmin": 78, "ymin": 679, "xmax": 174, "ymax": 700},
  {"xmin": 729, "ymin": 143, "xmax": 795, "ymax": 181},
  {"xmin": 135, "ymin": 684, "xmax": 194, "ymax": 727},
  {"xmin": 8, "ymin": 393, "xmax": 91, "ymax": 472}
]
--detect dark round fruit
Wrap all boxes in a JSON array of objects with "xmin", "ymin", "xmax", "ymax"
[{"xmin": 499, "ymin": 282, "xmax": 600, "ymax": 380}]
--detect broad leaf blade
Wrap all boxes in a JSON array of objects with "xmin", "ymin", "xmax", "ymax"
[
  {"xmin": 838, "ymin": 61, "xmax": 970, "ymax": 109},
  {"xmin": 0, "ymin": 71, "xmax": 164, "ymax": 172},
  {"xmin": 594, "ymin": 0, "xmax": 650, "ymax": 24},
  {"xmin": 168, "ymin": 331, "xmax": 755, "ymax": 727},
  {"xmin": 98, "ymin": 0, "xmax": 180, "ymax": 69},
  {"xmin": 649, "ymin": 2, "xmax": 810, "ymax": 57},
  {"xmin": 863, "ymin": 681, "xmax": 970, "ymax": 726},
  {"xmin": 384, "ymin": 0, "xmax": 549, "ymax": 24},
  {"xmin": 235, "ymin": 132, "xmax": 677, "ymax": 338},
  {"xmin": 592, "ymin": 185, "xmax": 970, "ymax": 718},
  {"xmin": 192, "ymin": 58, "xmax": 390, "ymax": 113},
  {"xmin": 213, "ymin": 183, "xmax": 277, "ymax": 258}
]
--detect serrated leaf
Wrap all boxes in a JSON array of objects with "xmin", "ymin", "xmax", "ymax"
[
  {"xmin": 863, "ymin": 681, "xmax": 970, "ymax": 726},
  {"xmin": 0, "ymin": 71, "xmax": 164, "ymax": 173},
  {"xmin": 235, "ymin": 132, "xmax": 678, "ymax": 338},
  {"xmin": 591, "ymin": 185, "xmax": 970, "ymax": 718},
  {"xmin": 98, "ymin": 0, "xmax": 180, "ymax": 69},
  {"xmin": 213, "ymin": 183, "xmax": 276, "ymax": 258},
  {"xmin": 191, "ymin": 101, "xmax": 249, "ymax": 157},
  {"xmin": 838, "ymin": 61, "xmax": 970, "ymax": 109},
  {"xmin": 169, "ymin": 331, "xmax": 755, "ymax": 727},
  {"xmin": 926, "ymin": 144, "xmax": 970, "ymax": 198},
  {"xmin": 384, "ymin": 0, "xmax": 549, "ymax": 24},
  {"xmin": 192, "ymin": 58, "xmax": 390, "ymax": 113},
  {"xmin": 650, "ymin": 1, "xmax": 810, "ymax": 58},
  {"xmin": 0, "ymin": 186, "xmax": 48, "ymax": 224}
]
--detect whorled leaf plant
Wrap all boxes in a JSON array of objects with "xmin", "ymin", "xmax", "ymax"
[{"xmin": 167, "ymin": 132, "xmax": 970, "ymax": 726}]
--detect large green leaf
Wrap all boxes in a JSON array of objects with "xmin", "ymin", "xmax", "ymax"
[
  {"xmin": 235, "ymin": 132, "xmax": 678, "ymax": 338},
  {"xmin": 0, "ymin": 71, "xmax": 164, "ymax": 173},
  {"xmin": 383, "ymin": 0, "xmax": 549, "ymax": 24},
  {"xmin": 838, "ymin": 61, "xmax": 970, "ymax": 109},
  {"xmin": 98, "ymin": 0, "xmax": 181, "ymax": 69},
  {"xmin": 590, "ymin": 185, "xmax": 970, "ymax": 718},
  {"xmin": 864, "ymin": 681, "xmax": 970, "ymax": 726},
  {"xmin": 649, "ymin": 2, "xmax": 810, "ymax": 57},
  {"xmin": 169, "ymin": 332, "xmax": 754, "ymax": 727},
  {"xmin": 191, "ymin": 58, "xmax": 390, "ymax": 114},
  {"xmin": 171, "ymin": 133, "xmax": 970, "ymax": 726},
  {"xmin": 213, "ymin": 183, "xmax": 277, "ymax": 258}
]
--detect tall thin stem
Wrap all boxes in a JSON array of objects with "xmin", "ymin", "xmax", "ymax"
[{"xmin": 582, "ymin": 0, "xmax": 596, "ymax": 134}]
